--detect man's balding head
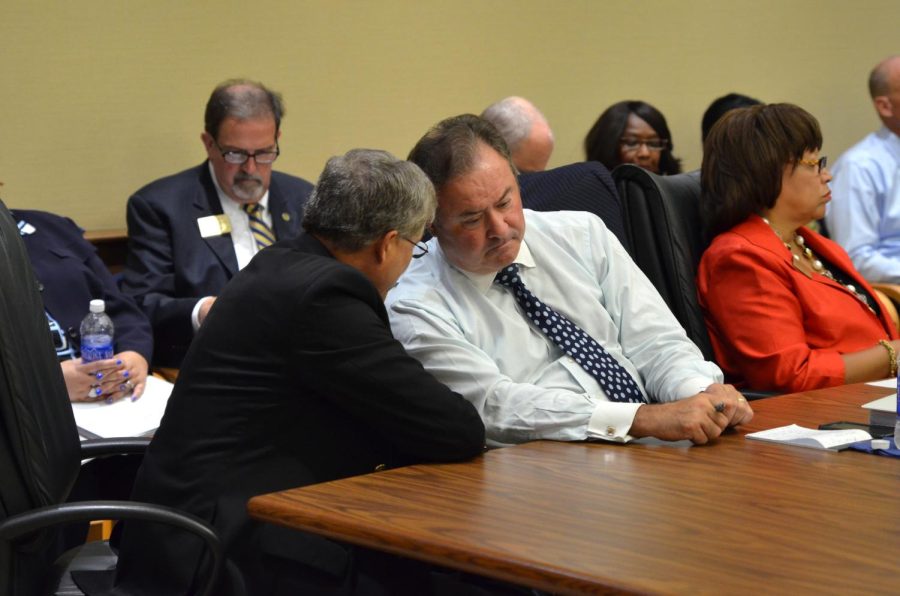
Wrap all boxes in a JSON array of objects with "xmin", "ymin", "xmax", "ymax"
[
  {"xmin": 868, "ymin": 56, "xmax": 900, "ymax": 136},
  {"xmin": 481, "ymin": 97, "xmax": 554, "ymax": 172}
]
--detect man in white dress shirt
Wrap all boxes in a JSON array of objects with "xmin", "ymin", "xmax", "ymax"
[
  {"xmin": 122, "ymin": 79, "xmax": 313, "ymax": 367},
  {"xmin": 387, "ymin": 114, "xmax": 752, "ymax": 446},
  {"xmin": 825, "ymin": 55, "xmax": 900, "ymax": 283}
]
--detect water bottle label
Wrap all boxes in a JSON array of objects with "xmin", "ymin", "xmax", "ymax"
[{"xmin": 81, "ymin": 334, "xmax": 114, "ymax": 362}]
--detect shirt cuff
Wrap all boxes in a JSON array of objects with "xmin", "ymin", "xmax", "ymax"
[
  {"xmin": 586, "ymin": 401, "xmax": 644, "ymax": 443},
  {"xmin": 191, "ymin": 297, "xmax": 213, "ymax": 332},
  {"xmin": 674, "ymin": 376, "xmax": 718, "ymax": 400}
]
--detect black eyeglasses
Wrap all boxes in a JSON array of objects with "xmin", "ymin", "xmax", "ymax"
[
  {"xmin": 214, "ymin": 141, "xmax": 280, "ymax": 165},
  {"xmin": 619, "ymin": 137, "xmax": 667, "ymax": 152},
  {"xmin": 798, "ymin": 156, "xmax": 827, "ymax": 174},
  {"xmin": 403, "ymin": 237, "xmax": 429, "ymax": 259}
]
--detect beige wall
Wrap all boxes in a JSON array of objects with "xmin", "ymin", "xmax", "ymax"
[{"xmin": 1, "ymin": 1, "xmax": 897, "ymax": 230}]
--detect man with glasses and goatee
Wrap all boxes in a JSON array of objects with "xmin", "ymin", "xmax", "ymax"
[{"xmin": 122, "ymin": 79, "xmax": 313, "ymax": 368}]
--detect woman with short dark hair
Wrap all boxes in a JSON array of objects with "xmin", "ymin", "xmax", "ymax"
[
  {"xmin": 697, "ymin": 103, "xmax": 899, "ymax": 392},
  {"xmin": 584, "ymin": 100, "xmax": 681, "ymax": 175}
]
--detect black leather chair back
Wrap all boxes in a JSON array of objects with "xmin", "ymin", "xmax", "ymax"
[
  {"xmin": 519, "ymin": 161, "xmax": 630, "ymax": 252},
  {"xmin": 0, "ymin": 199, "xmax": 81, "ymax": 595},
  {"xmin": 613, "ymin": 165, "xmax": 715, "ymax": 361}
]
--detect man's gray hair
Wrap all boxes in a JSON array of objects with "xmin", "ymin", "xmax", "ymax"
[
  {"xmin": 302, "ymin": 149, "xmax": 436, "ymax": 252},
  {"xmin": 481, "ymin": 96, "xmax": 544, "ymax": 152},
  {"xmin": 204, "ymin": 79, "xmax": 284, "ymax": 139}
]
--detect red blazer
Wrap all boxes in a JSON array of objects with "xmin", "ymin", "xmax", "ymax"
[{"xmin": 697, "ymin": 215, "xmax": 897, "ymax": 392}]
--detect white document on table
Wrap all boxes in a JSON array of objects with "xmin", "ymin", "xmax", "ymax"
[
  {"xmin": 862, "ymin": 393, "xmax": 898, "ymax": 428},
  {"xmin": 73, "ymin": 375, "xmax": 173, "ymax": 439},
  {"xmin": 745, "ymin": 424, "xmax": 871, "ymax": 451}
]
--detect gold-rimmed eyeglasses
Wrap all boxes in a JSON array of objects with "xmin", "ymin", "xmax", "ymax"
[{"xmin": 797, "ymin": 156, "xmax": 827, "ymax": 173}]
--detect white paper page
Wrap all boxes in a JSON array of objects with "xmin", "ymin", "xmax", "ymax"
[
  {"xmin": 746, "ymin": 424, "xmax": 871, "ymax": 449},
  {"xmin": 866, "ymin": 378, "xmax": 897, "ymax": 388},
  {"xmin": 861, "ymin": 394, "xmax": 896, "ymax": 413},
  {"xmin": 72, "ymin": 375, "xmax": 173, "ymax": 438}
]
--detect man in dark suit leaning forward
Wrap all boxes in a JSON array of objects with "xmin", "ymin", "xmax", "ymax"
[
  {"xmin": 122, "ymin": 79, "xmax": 314, "ymax": 367},
  {"xmin": 114, "ymin": 149, "xmax": 485, "ymax": 595}
]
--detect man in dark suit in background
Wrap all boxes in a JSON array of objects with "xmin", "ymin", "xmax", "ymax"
[
  {"xmin": 122, "ymin": 79, "xmax": 314, "ymax": 367},
  {"xmin": 114, "ymin": 149, "xmax": 485, "ymax": 595}
]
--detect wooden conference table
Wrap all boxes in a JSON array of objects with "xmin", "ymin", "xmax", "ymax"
[{"xmin": 248, "ymin": 383, "xmax": 900, "ymax": 594}]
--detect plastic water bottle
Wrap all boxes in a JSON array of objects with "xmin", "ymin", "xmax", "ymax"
[
  {"xmin": 895, "ymin": 414, "xmax": 900, "ymax": 448},
  {"xmin": 895, "ymin": 356, "xmax": 900, "ymax": 448},
  {"xmin": 80, "ymin": 299, "xmax": 114, "ymax": 362}
]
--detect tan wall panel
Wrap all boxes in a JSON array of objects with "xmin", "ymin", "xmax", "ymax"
[{"xmin": 1, "ymin": 1, "xmax": 897, "ymax": 230}]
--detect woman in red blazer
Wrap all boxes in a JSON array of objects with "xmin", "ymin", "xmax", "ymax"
[{"xmin": 697, "ymin": 103, "xmax": 899, "ymax": 392}]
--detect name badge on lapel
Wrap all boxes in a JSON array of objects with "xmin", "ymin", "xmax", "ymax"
[
  {"xmin": 197, "ymin": 214, "xmax": 232, "ymax": 238},
  {"xmin": 17, "ymin": 221, "xmax": 36, "ymax": 236}
]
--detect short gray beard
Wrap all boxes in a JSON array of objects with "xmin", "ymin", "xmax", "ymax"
[{"xmin": 231, "ymin": 174, "xmax": 265, "ymax": 202}]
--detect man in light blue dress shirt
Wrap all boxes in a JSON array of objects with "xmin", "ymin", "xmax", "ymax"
[
  {"xmin": 387, "ymin": 114, "xmax": 753, "ymax": 447},
  {"xmin": 825, "ymin": 55, "xmax": 900, "ymax": 283}
]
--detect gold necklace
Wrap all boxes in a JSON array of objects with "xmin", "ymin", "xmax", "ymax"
[{"xmin": 761, "ymin": 217, "xmax": 872, "ymax": 310}]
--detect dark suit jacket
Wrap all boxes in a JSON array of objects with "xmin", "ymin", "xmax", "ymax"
[
  {"xmin": 121, "ymin": 163, "xmax": 313, "ymax": 367},
  {"xmin": 12, "ymin": 209, "xmax": 152, "ymax": 362},
  {"xmin": 519, "ymin": 161, "xmax": 630, "ymax": 252},
  {"xmin": 698, "ymin": 215, "xmax": 898, "ymax": 392},
  {"xmin": 115, "ymin": 233, "xmax": 485, "ymax": 595}
]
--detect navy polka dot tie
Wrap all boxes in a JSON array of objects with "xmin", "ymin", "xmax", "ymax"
[{"xmin": 495, "ymin": 264, "xmax": 646, "ymax": 403}]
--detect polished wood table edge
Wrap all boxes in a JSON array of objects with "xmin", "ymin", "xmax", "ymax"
[
  {"xmin": 247, "ymin": 382, "xmax": 899, "ymax": 595},
  {"xmin": 249, "ymin": 455, "xmax": 644, "ymax": 596},
  {"xmin": 738, "ymin": 381, "xmax": 894, "ymax": 433}
]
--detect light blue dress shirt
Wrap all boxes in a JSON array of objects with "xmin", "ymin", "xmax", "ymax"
[
  {"xmin": 387, "ymin": 210, "xmax": 721, "ymax": 447},
  {"xmin": 825, "ymin": 127, "xmax": 900, "ymax": 282}
]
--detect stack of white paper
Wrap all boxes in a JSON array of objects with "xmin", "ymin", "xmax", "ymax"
[
  {"xmin": 73, "ymin": 375, "xmax": 174, "ymax": 439},
  {"xmin": 862, "ymin": 394, "xmax": 897, "ymax": 428},
  {"xmin": 746, "ymin": 424, "xmax": 871, "ymax": 451}
]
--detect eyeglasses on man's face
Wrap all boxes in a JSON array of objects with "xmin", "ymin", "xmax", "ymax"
[
  {"xmin": 797, "ymin": 155, "xmax": 827, "ymax": 174},
  {"xmin": 619, "ymin": 137, "xmax": 668, "ymax": 152},
  {"xmin": 214, "ymin": 141, "xmax": 280, "ymax": 165},
  {"xmin": 403, "ymin": 237, "xmax": 429, "ymax": 259}
]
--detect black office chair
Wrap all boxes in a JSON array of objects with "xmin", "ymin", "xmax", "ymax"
[
  {"xmin": 613, "ymin": 165, "xmax": 712, "ymax": 361},
  {"xmin": 0, "ymin": 199, "xmax": 225, "ymax": 596},
  {"xmin": 614, "ymin": 165, "xmax": 778, "ymax": 399},
  {"xmin": 519, "ymin": 161, "xmax": 631, "ymax": 252}
]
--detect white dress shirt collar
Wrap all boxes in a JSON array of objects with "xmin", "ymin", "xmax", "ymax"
[{"xmin": 451, "ymin": 238, "xmax": 537, "ymax": 294}]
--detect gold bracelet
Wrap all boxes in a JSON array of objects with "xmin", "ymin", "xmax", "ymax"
[{"xmin": 877, "ymin": 339, "xmax": 897, "ymax": 377}]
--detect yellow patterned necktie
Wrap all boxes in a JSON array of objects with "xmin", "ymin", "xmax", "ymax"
[{"xmin": 242, "ymin": 203, "xmax": 276, "ymax": 249}]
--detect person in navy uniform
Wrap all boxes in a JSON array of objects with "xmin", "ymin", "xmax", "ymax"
[{"xmin": 13, "ymin": 208, "xmax": 151, "ymax": 403}]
